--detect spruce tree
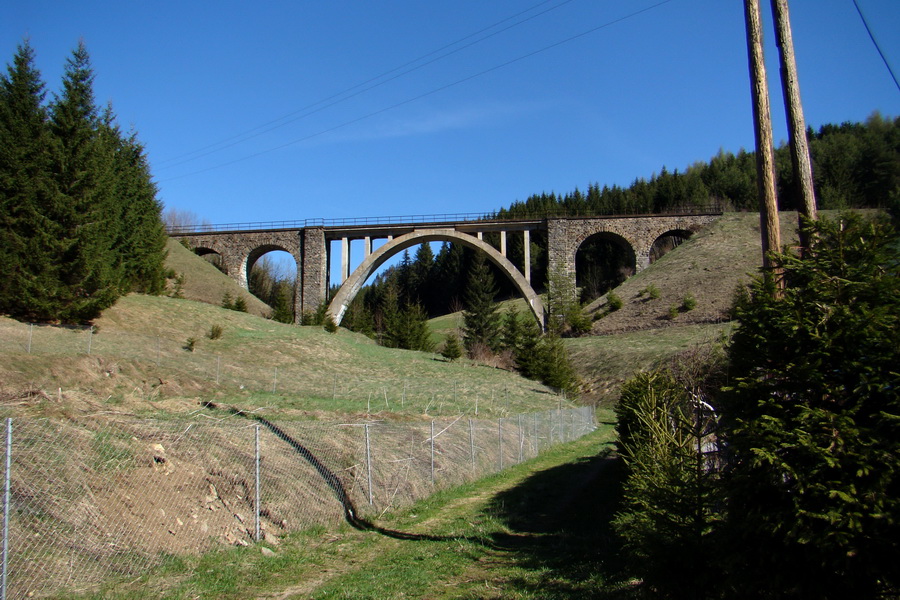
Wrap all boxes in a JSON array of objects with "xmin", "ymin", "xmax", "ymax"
[
  {"xmin": 441, "ymin": 333, "xmax": 463, "ymax": 361},
  {"xmin": 501, "ymin": 305, "xmax": 523, "ymax": 352},
  {"xmin": 0, "ymin": 42, "xmax": 57, "ymax": 319},
  {"xmin": 462, "ymin": 252, "xmax": 500, "ymax": 354},
  {"xmin": 411, "ymin": 242, "xmax": 436, "ymax": 314},
  {"xmin": 48, "ymin": 43, "xmax": 121, "ymax": 322},
  {"xmin": 397, "ymin": 302, "xmax": 434, "ymax": 352},
  {"xmin": 720, "ymin": 214, "xmax": 900, "ymax": 598},
  {"xmin": 0, "ymin": 42, "xmax": 167, "ymax": 322},
  {"xmin": 103, "ymin": 118, "xmax": 167, "ymax": 294},
  {"xmin": 514, "ymin": 317, "xmax": 544, "ymax": 379}
]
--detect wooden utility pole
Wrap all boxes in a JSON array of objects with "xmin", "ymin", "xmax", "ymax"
[
  {"xmin": 771, "ymin": 0, "xmax": 817, "ymax": 252},
  {"xmin": 744, "ymin": 0, "xmax": 782, "ymax": 273}
]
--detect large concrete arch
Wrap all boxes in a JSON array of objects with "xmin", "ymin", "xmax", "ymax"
[{"xmin": 327, "ymin": 229, "xmax": 545, "ymax": 327}]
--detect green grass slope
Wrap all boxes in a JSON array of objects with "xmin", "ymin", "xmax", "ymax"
[
  {"xmin": 1, "ymin": 238, "xmax": 567, "ymax": 420},
  {"xmin": 164, "ymin": 238, "xmax": 270, "ymax": 317}
]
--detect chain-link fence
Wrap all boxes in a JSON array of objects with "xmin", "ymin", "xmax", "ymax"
[{"xmin": 0, "ymin": 406, "xmax": 595, "ymax": 598}]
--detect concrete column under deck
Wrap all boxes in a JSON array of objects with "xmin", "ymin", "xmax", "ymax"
[
  {"xmin": 341, "ymin": 237, "xmax": 350, "ymax": 282},
  {"xmin": 500, "ymin": 231, "xmax": 507, "ymax": 257},
  {"xmin": 523, "ymin": 229, "xmax": 531, "ymax": 284}
]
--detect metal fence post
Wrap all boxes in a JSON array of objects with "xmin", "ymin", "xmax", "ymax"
[
  {"xmin": 430, "ymin": 421, "xmax": 435, "ymax": 486},
  {"xmin": 27, "ymin": 324, "xmax": 33, "ymax": 354},
  {"xmin": 498, "ymin": 418, "xmax": 503, "ymax": 471},
  {"xmin": 518, "ymin": 415, "xmax": 524, "ymax": 463},
  {"xmin": 255, "ymin": 425, "xmax": 261, "ymax": 542},
  {"xmin": 468, "ymin": 418, "xmax": 476, "ymax": 474},
  {"xmin": 2, "ymin": 418, "xmax": 12, "ymax": 600},
  {"xmin": 365, "ymin": 424, "xmax": 373, "ymax": 505},
  {"xmin": 87, "ymin": 326, "xmax": 94, "ymax": 355}
]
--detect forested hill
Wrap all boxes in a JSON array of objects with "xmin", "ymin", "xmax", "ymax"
[{"xmin": 495, "ymin": 113, "xmax": 899, "ymax": 218}]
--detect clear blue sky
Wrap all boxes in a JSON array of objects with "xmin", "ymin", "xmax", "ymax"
[{"xmin": 3, "ymin": 0, "xmax": 899, "ymax": 227}]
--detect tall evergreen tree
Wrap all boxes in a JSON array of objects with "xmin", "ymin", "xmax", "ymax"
[
  {"xmin": 0, "ymin": 42, "xmax": 57, "ymax": 319},
  {"xmin": 103, "ymin": 118, "xmax": 167, "ymax": 294},
  {"xmin": 462, "ymin": 252, "xmax": 500, "ymax": 354},
  {"xmin": 1, "ymin": 42, "xmax": 167, "ymax": 322},
  {"xmin": 410, "ymin": 242, "xmax": 436, "ymax": 314},
  {"xmin": 47, "ymin": 42, "xmax": 122, "ymax": 322}
]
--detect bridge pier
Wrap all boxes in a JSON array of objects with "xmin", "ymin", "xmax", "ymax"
[{"xmin": 301, "ymin": 227, "xmax": 327, "ymax": 318}]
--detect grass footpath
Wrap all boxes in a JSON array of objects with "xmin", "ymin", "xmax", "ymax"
[
  {"xmin": 279, "ymin": 424, "xmax": 633, "ymax": 600},
  {"xmin": 74, "ymin": 423, "xmax": 633, "ymax": 600}
]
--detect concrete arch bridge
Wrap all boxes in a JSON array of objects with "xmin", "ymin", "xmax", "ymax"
[{"xmin": 172, "ymin": 212, "xmax": 721, "ymax": 327}]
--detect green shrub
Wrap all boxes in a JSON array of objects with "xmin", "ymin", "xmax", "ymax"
[
  {"xmin": 667, "ymin": 304, "xmax": 679, "ymax": 320},
  {"xmin": 681, "ymin": 292, "xmax": 697, "ymax": 311},
  {"xmin": 607, "ymin": 291, "xmax": 623, "ymax": 311},
  {"xmin": 170, "ymin": 273, "xmax": 185, "ymax": 299},
  {"xmin": 323, "ymin": 316, "xmax": 338, "ymax": 333},
  {"xmin": 567, "ymin": 309, "xmax": 593, "ymax": 336},
  {"xmin": 613, "ymin": 365, "xmax": 722, "ymax": 597},
  {"xmin": 184, "ymin": 337, "xmax": 196, "ymax": 352},
  {"xmin": 639, "ymin": 284, "xmax": 661, "ymax": 300},
  {"xmin": 208, "ymin": 324, "xmax": 224, "ymax": 340},
  {"xmin": 441, "ymin": 333, "xmax": 463, "ymax": 362}
]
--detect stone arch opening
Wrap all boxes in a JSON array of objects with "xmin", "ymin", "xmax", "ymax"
[
  {"xmin": 328, "ymin": 229, "xmax": 544, "ymax": 327},
  {"xmin": 247, "ymin": 247, "xmax": 299, "ymax": 323},
  {"xmin": 574, "ymin": 232, "xmax": 636, "ymax": 303},
  {"xmin": 192, "ymin": 247, "xmax": 226, "ymax": 274},
  {"xmin": 649, "ymin": 229, "xmax": 693, "ymax": 263}
]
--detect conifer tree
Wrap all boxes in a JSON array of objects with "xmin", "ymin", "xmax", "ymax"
[
  {"xmin": 441, "ymin": 333, "xmax": 463, "ymax": 361},
  {"xmin": 396, "ymin": 302, "xmax": 434, "ymax": 352},
  {"xmin": 462, "ymin": 252, "xmax": 501, "ymax": 354},
  {"xmin": 103, "ymin": 119, "xmax": 167, "ymax": 294},
  {"xmin": 501, "ymin": 305, "xmax": 523, "ymax": 352},
  {"xmin": 271, "ymin": 285, "xmax": 294, "ymax": 323},
  {"xmin": 48, "ymin": 42, "xmax": 123, "ymax": 322},
  {"xmin": 720, "ymin": 214, "xmax": 900, "ymax": 597},
  {"xmin": 1, "ymin": 42, "xmax": 167, "ymax": 322},
  {"xmin": 0, "ymin": 42, "xmax": 57, "ymax": 319},
  {"xmin": 514, "ymin": 317, "xmax": 544, "ymax": 379},
  {"xmin": 411, "ymin": 242, "xmax": 436, "ymax": 314}
]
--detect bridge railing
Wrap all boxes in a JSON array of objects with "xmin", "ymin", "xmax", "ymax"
[{"xmin": 166, "ymin": 203, "xmax": 724, "ymax": 235}]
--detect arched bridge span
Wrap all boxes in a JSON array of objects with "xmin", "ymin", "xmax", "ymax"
[{"xmin": 328, "ymin": 229, "xmax": 544, "ymax": 326}]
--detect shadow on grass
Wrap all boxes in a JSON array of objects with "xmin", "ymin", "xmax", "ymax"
[{"xmin": 483, "ymin": 448, "xmax": 638, "ymax": 599}]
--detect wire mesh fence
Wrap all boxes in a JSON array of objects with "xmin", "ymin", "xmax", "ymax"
[{"xmin": 0, "ymin": 406, "xmax": 595, "ymax": 598}]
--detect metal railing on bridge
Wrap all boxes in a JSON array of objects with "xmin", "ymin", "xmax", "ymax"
[{"xmin": 166, "ymin": 203, "xmax": 724, "ymax": 235}]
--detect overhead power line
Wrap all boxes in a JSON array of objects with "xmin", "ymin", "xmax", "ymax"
[
  {"xmin": 155, "ymin": 0, "xmax": 577, "ymax": 170},
  {"xmin": 852, "ymin": 0, "xmax": 900, "ymax": 93},
  {"xmin": 161, "ymin": 0, "xmax": 676, "ymax": 183}
]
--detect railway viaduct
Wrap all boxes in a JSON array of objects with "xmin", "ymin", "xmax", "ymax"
[{"xmin": 171, "ymin": 211, "xmax": 721, "ymax": 327}]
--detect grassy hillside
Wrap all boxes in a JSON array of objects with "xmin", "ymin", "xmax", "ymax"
[
  {"xmin": 0, "ymin": 239, "xmax": 570, "ymax": 421},
  {"xmin": 164, "ymin": 238, "xmax": 270, "ymax": 317}
]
